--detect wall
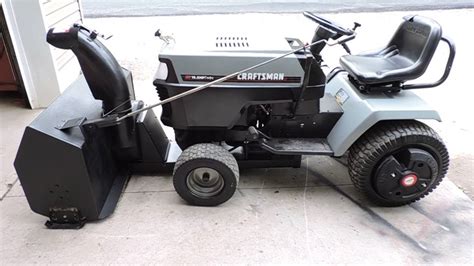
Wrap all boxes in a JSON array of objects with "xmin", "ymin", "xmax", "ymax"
[{"xmin": 2, "ymin": 0, "xmax": 83, "ymax": 108}]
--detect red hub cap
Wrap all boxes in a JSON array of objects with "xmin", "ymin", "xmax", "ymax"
[{"xmin": 400, "ymin": 174, "xmax": 418, "ymax": 187}]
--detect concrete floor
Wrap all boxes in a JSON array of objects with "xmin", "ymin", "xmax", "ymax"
[
  {"xmin": 1, "ymin": 9, "xmax": 473, "ymax": 264},
  {"xmin": 0, "ymin": 95, "xmax": 41, "ymax": 200}
]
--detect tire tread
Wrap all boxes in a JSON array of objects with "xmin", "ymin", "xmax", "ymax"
[
  {"xmin": 348, "ymin": 120, "xmax": 449, "ymax": 206},
  {"xmin": 174, "ymin": 143, "xmax": 239, "ymax": 180}
]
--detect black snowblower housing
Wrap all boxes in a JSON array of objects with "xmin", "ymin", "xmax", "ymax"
[{"xmin": 14, "ymin": 25, "xmax": 172, "ymax": 229}]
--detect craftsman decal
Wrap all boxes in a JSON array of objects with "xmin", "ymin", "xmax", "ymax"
[{"xmin": 237, "ymin": 73, "xmax": 284, "ymax": 81}]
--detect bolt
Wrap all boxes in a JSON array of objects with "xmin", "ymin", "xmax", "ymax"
[
  {"xmin": 391, "ymin": 173, "xmax": 396, "ymax": 178},
  {"xmin": 421, "ymin": 183, "xmax": 427, "ymax": 188},
  {"xmin": 202, "ymin": 172, "xmax": 210, "ymax": 182}
]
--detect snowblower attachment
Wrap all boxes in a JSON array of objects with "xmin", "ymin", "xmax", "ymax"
[{"xmin": 14, "ymin": 25, "xmax": 171, "ymax": 229}]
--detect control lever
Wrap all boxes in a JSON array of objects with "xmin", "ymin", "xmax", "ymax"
[
  {"xmin": 352, "ymin": 22, "xmax": 362, "ymax": 31},
  {"xmin": 247, "ymin": 126, "xmax": 272, "ymax": 141},
  {"xmin": 90, "ymin": 31, "xmax": 113, "ymax": 40},
  {"xmin": 155, "ymin": 29, "xmax": 175, "ymax": 44},
  {"xmin": 335, "ymin": 34, "xmax": 356, "ymax": 54},
  {"xmin": 73, "ymin": 23, "xmax": 113, "ymax": 40},
  {"xmin": 336, "ymin": 22, "xmax": 361, "ymax": 54},
  {"xmin": 341, "ymin": 43, "xmax": 352, "ymax": 54}
]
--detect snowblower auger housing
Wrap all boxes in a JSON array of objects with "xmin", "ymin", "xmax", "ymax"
[
  {"xmin": 14, "ymin": 25, "xmax": 172, "ymax": 229},
  {"xmin": 14, "ymin": 12, "xmax": 455, "ymax": 228}
]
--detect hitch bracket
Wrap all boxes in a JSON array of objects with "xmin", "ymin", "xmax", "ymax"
[{"xmin": 45, "ymin": 207, "xmax": 86, "ymax": 229}]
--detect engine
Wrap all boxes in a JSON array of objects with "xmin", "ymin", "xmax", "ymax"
[{"xmin": 154, "ymin": 33, "xmax": 335, "ymax": 148}]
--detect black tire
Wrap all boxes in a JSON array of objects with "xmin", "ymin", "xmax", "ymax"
[
  {"xmin": 348, "ymin": 120, "xmax": 449, "ymax": 207},
  {"xmin": 173, "ymin": 143, "xmax": 239, "ymax": 206}
]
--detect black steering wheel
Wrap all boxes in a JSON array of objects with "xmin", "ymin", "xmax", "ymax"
[{"xmin": 303, "ymin": 11, "xmax": 353, "ymax": 36}]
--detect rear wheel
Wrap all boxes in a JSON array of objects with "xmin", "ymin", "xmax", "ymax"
[
  {"xmin": 348, "ymin": 121, "xmax": 449, "ymax": 206},
  {"xmin": 173, "ymin": 143, "xmax": 239, "ymax": 206}
]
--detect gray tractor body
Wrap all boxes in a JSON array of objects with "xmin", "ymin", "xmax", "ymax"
[
  {"xmin": 325, "ymin": 73, "xmax": 441, "ymax": 156},
  {"xmin": 156, "ymin": 32, "xmax": 442, "ymax": 155}
]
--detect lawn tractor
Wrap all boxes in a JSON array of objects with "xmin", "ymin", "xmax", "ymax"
[{"xmin": 14, "ymin": 12, "xmax": 455, "ymax": 228}]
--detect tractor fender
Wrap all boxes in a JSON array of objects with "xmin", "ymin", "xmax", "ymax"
[{"xmin": 325, "ymin": 73, "xmax": 441, "ymax": 157}]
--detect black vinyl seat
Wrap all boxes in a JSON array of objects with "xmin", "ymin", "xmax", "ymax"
[{"xmin": 340, "ymin": 16, "xmax": 442, "ymax": 85}]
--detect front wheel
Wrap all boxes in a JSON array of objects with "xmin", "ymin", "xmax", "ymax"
[
  {"xmin": 348, "ymin": 121, "xmax": 449, "ymax": 206},
  {"xmin": 173, "ymin": 143, "xmax": 239, "ymax": 206}
]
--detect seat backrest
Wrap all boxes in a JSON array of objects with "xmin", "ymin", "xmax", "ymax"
[{"xmin": 388, "ymin": 16, "xmax": 442, "ymax": 75}]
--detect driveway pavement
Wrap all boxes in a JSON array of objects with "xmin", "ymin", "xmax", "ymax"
[{"xmin": 81, "ymin": 0, "xmax": 474, "ymax": 17}]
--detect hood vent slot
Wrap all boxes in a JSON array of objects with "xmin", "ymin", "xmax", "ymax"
[{"xmin": 216, "ymin": 36, "xmax": 250, "ymax": 48}]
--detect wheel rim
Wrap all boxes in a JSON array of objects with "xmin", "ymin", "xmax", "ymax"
[
  {"xmin": 186, "ymin": 167, "xmax": 225, "ymax": 199},
  {"xmin": 374, "ymin": 148, "xmax": 439, "ymax": 201}
]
